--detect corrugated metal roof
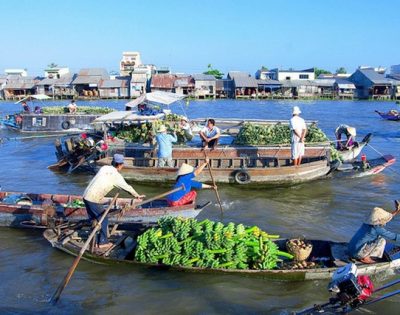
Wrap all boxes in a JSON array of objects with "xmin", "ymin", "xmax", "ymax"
[
  {"xmin": 335, "ymin": 79, "xmax": 356, "ymax": 89},
  {"xmin": 54, "ymin": 74, "xmax": 76, "ymax": 86},
  {"xmin": 37, "ymin": 78, "xmax": 57, "ymax": 86},
  {"xmin": 313, "ymin": 79, "xmax": 336, "ymax": 87},
  {"xmin": 257, "ymin": 79, "xmax": 282, "ymax": 86},
  {"xmin": 73, "ymin": 76, "xmax": 103, "ymax": 85},
  {"xmin": 192, "ymin": 74, "xmax": 216, "ymax": 81},
  {"xmin": 280, "ymin": 80, "xmax": 317, "ymax": 87},
  {"xmin": 77, "ymin": 68, "xmax": 109, "ymax": 77},
  {"xmin": 232, "ymin": 74, "xmax": 258, "ymax": 88},
  {"xmin": 4, "ymin": 81, "xmax": 36, "ymax": 89},
  {"xmin": 174, "ymin": 76, "xmax": 194, "ymax": 87},
  {"xmin": 150, "ymin": 74, "xmax": 177, "ymax": 89},
  {"xmin": 358, "ymin": 69, "xmax": 391, "ymax": 85},
  {"xmin": 73, "ymin": 68, "xmax": 109, "ymax": 85}
]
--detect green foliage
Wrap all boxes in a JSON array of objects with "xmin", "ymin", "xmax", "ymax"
[
  {"xmin": 134, "ymin": 217, "xmax": 292, "ymax": 270},
  {"xmin": 41, "ymin": 106, "xmax": 114, "ymax": 115},
  {"xmin": 335, "ymin": 67, "xmax": 347, "ymax": 74},
  {"xmin": 314, "ymin": 67, "xmax": 332, "ymax": 77},
  {"xmin": 203, "ymin": 64, "xmax": 224, "ymax": 79}
]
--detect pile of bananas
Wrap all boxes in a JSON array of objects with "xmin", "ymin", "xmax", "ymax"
[{"xmin": 134, "ymin": 217, "xmax": 293, "ymax": 270}]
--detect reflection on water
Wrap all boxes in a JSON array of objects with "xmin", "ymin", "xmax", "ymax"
[{"xmin": 0, "ymin": 99, "xmax": 400, "ymax": 314}]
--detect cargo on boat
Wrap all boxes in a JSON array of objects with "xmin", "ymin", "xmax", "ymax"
[
  {"xmin": 97, "ymin": 145, "xmax": 333, "ymax": 185},
  {"xmin": 43, "ymin": 227, "xmax": 400, "ymax": 281},
  {"xmin": 375, "ymin": 109, "xmax": 400, "ymax": 121},
  {"xmin": 0, "ymin": 191, "xmax": 209, "ymax": 228}
]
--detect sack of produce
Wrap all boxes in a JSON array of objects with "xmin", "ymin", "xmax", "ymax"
[{"xmin": 286, "ymin": 239, "xmax": 313, "ymax": 261}]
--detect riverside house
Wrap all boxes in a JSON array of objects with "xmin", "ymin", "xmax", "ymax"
[
  {"xmin": 72, "ymin": 68, "xmax": 109, "ymax": 98},
  {"xmin": 3, "ymin": 75, "xmax": 37, "ymax": 100},
  {"xmin": 227, "ymin": 72, "xmax": 258, "ymax": 98},
  {"xmin": 333, "ymin": 79, "xmax": 356, "ymax": 99},
  {"xmin": 150, "ymin": 74, "xmax": 177, "ymax": 93},
  {"xmin": 216, "ymin": 79, "xmax": 233, "ymax": 98},
  {"xmin": 349, "ymin": 68, "xmax": 393, "ymax": 100},
  {"xmin": 98, "ymin": 77, "xmax": 130, "ymax": 99},
  {"xmin": 192, "ymin": 74, "xmax": 216, "ymax": 99},
  {"xmin": 174, "ymin": 75, "xmax": 195, "ymax": 96}
]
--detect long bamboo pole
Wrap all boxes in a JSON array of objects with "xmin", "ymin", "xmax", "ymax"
[{"xmin": 203, "ymin": 150, "xmax": 223, "ymax": 215}]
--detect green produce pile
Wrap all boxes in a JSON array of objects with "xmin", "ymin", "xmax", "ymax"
[
  {"xmin": 234, "ymin": 123, "xmax": 340, "ymax": 161},
  {"xmin": 64, "ymin": 199, "xmax": 85, "ymax": 208},
  {"xmin": 116, "ymin": 118, "xmax": 187, "ymax": 144},
  {"xmin": 134, "ymin": 217, "xmax": 293, "ymax": 270},
  {"xmin": 42, "ymin": 106, "xmax": 114, "ymax": 115}
]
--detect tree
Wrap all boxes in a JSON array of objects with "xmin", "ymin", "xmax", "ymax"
[
  {"xmin": 314, "ymin": 67, "xmax": 332, "ymax": 77},
  {"xmin": 47, "ymin": 62, "xmax": 58, "ymax": 68},
  {"xmin": 203, "ymin": 64, "xmax": 224, "ymax": 79},
  {"xmin": 335, "ymin": 67, "xmax": 347, "ymax": 74}
]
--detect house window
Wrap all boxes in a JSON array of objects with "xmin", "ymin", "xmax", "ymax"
[
  {"xmin": 285, "ymin": 76, "xmax": 291, "ymax": 80},
  {"xmin": 299, "ymin": 74, "xmax": 309, "ymax": 79}
]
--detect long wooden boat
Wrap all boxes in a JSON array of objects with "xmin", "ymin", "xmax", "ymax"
[
  {"xmin": 0, "ymin": 191, "xmax": 209, "ymax": 228},
  {"xmin": 97, "ymin": 145, "xmax": 333, "ymax": 185},
  {"xmin": 337, "ymin": 133, "xmax": 372, "ymax": 163},
  {"xmin": 336, "ymin": 155, "xmax": 395, "ymax": 178},
  {"xmin": 375, "ymin": 110, "xmax": 400, "ymax": 121},
  {"xmin": 44, "ymin": 228, "xmax": 400, "ymax": 281}
]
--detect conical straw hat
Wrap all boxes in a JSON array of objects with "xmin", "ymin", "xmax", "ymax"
[
  {"xmin": 365, "ymin": 207, "xmax": 392, "ymax": 225},
  {"xmin": 347, "ymin": 127, "xmax": 356, "ymax": 137},
  {"xmin": 177, "ymin": 163, "xmax": 194, "ymax": 176}
]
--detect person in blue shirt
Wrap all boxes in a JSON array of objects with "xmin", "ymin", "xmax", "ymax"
[
  {"xmin": 155, "ymin": 125, "xmax": 177, "ymax": 167},
  {"xmin": 348, "ymin": 201, "xmax": 400, "ymax": 264},
  {"xmin": 167, "ymin": 160, "xmax": 216, "ymax": 206}
]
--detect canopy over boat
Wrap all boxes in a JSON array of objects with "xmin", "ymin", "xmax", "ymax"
[
  {"xmin": 125, "ymin": 91, "xmax": 186, "ymax": 109},
  {"xmin": 92, "ymin": 111, "xmax": 165, "ymax": 124},
  {"xmin": 15, "ymin": 94, "xmax": 51, "ymax": 104}
]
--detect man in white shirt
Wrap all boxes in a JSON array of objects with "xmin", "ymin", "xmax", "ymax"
[
  {"xmin": 199, "ymin": 119, "xmax": 221, "ymax": 150},
  {"xmin": 83, "ymin": 154, "xmax": 145, "ymax": 249},
  {"xmin": 289, "ymin": 106, "xmax": 307, "ymax": 166}
]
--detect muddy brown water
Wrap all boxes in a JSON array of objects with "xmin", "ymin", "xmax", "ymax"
[{"xmin": 0, "ymin": 99, "xmax": 399, "ymax": 314}]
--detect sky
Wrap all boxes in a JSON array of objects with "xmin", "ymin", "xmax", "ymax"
[{"xmin": 0, "ymin": 0, "xmax": 399, "ymax": 76}]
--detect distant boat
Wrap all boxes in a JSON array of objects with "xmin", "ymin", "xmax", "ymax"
[{"xmin": 375, "ymin": 110, "xmax": 400, "ymax": 121}]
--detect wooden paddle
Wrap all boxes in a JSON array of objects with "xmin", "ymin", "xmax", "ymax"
[
  {"xmin": 50, "ymin": 193, "xmax": 120, "ymax": 304},
  {"xmin": 203, "ymin": 150, "xmax": 223, "ymax": 215},
  {"xmin": 109, "ymin": 185, "xmax": 185, "ymax": 235}
]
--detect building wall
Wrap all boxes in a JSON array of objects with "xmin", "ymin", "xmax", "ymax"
[
  {"xmin": 349, "ymin": 71, "xmax": 373, "ymax": 99},
  {"xmin": 275, "ymin": 71, "xmax": 315, "ymax": 81},
  {"xmin": 99, "ymin": 88, "xmax": 120, "ymax": 98},
  {"xmin": 194, "ymin": 80, "xmax": 216, "ymax": 97}
]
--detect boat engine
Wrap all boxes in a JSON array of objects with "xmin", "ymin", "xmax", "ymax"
[{"xmin": 328, "ymin": 263, "xmax": 374, "ymax": 308}]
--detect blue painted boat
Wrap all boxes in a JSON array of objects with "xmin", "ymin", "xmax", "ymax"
[{"xmin": 375, "ymin": 110, "xmax": 400, "ymax": 121}]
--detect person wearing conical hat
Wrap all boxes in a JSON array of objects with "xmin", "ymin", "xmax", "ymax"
[
  {"xmin": 155, "ymin": 124, "xmax": 177, "ymax": 167},
  {"xmin": 179, "ymin": 116, "xmax": 193, "ymax": 142},
  {"xmin": 348, "ymin": 201, "xmax": 400, "ymax": 264},
  {"xmin": 290, "ymin": 106, "xmax": 307, "ymax": 166},
  {"xmin": 335, "ymin": 124, "xmax": 356, "ymax": 150},
  {"xmin": 167, "ymin": 159, "xmax": 216, "ymax": 206}
]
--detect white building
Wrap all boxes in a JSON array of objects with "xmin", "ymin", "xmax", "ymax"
[
  {"xmin": 5, "ymin": 69, "xmax": 28, "ymax": 77},
  {"xmin": 120, "ymin": 51, "xmax": 142, "ymax": 76},
  {"xmin": 44, "ymin": 67, "xmax": 70, "ymax": 79},
  {"xmin": 270, "ymin": 68, "xmax": 315, "ymax": 81}
]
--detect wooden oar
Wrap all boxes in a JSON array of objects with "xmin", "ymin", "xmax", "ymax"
[
  {"xmin": 109, "ymin": 185, "xmax": 185, "ymax": 235},
  {"xmin": 50, "ymin": 193, "xmax": 120, "ymax": 304},
  {"xmin": 203, "ymin": 150, "xmax": 223, "ymax": 215}
]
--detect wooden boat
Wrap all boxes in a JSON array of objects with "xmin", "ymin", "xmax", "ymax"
[
  {"xmin": 96, "ymin": 145, "xmax": 334, "ymax": 185},
  {"xmin": 43, "ymin": 228, "xmax": 400, "ymax": 281},
  {"xmin": 375, "ymin": 110, "xmax": 400, "ymax": 121},
  {"xmin": 336, "ymin": 155, "xmax": 396, "ymax": 178},
  {"xmin": 337, "ymin": 133, "xmax": 372, "ymax": 163},
  {"xmin": 0, "ymin": 191, "xmax": 209, "ymax": 228}
]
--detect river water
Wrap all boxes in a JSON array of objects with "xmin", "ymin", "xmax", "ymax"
[{"xmin": 0, "ymin": 99, "xmax": 399, "ymax": 314}]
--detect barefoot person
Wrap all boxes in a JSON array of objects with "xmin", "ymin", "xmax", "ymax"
[
  {"xmin": 335, "ymin": 124, "xmax": 356, "ymax": 150},
  {"xmin": 167, "ymin": 160, "xmax": 216, "ymax": 206},
  {"xmin": 348, "ymin": 201, "xmax": 400, "ymax": 264},
  {"xmin": 199, "ymin": 119, "xmax": 221, "ymax": 149},
  {"xmin": 83, "ymin": 154, "xmax": 145, "ymax": 250},
  {"xmin": 155, "ymin": 125, "xmax": 177, "ymax": 167},
  {"xmin": 289, "ymin": 106, "xmax": 307, "ymax": 166}
]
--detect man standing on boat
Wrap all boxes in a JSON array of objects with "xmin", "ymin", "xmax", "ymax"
[
  {"xmin": 155, "ymin": 125, "xmax": 177, "ymax": 167},
  {"xmin": 167, "ymin": 161, "xmax": 216, "ymax": 206},
  {"xmin": 200, "ymin": 119, "xmax": 221, "ymax": 150},
  {"xmin": 289, "ymin": 106, "xmax": 307, "ymax": 166},
  {"xmin": 83, "ymin": 154, "xmax": 145, "ymax": 250},
  {"xmin": 348, "ymin": 201, "xmax": 400, "ymax": 264}
]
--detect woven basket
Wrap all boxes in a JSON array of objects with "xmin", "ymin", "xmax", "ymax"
[{"xmin": 286, "ymin": 239, "xmax": 313, "ymax": 261}]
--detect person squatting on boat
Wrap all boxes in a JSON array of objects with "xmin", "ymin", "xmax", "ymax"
[
  {"xmin": 82, "ymin": 154, "xmax": 145, "ymax": 249},
  {"xmin": 348, "ymin": 201, "xmax": 400, "ymax": 264},
  {"xmin": 290, "ymin": 106, "xmax": 307, "ymax": 166},
  {"xmin": 167, "ymin": 161, "xmax": 216, "ymax": 206},
  {"xmin": 179, "ymin": 116, "xmax": 193, "ymax": 142},
  {"xmin": 335, "ymin": 124, "xmax": 356, "ymax": 150},
  {"xmin": 67, "ymin": 100, "xmax": 77, "ymax": 114},
  {"xmin": 200, "ymin": 119, "xmax": 221, "ymax": 150},
  {"xmin": 155, "ymin": 125, "xmax": 177, "ymax": 167}
]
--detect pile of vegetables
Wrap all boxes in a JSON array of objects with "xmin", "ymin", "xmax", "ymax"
[
  {"xmin": 63, "ymin": 199, "xmax": 85, "ymax": 208},
  {"xmin": 234, "ymin": 123, "xmax": 340, "ymax": 161},
  {"xmin": 134, "ymin": 217, "xmax": 293, "ymax": 270},
  {"xmin": 42, "ymin": 106, "xmax": 114, "ymax": 115}
]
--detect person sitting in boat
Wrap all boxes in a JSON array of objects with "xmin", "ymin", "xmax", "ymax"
[
  {"xmin": 82, "ymin": 154, "xmax": 146, "ymax": 250},
  {"xmin": 290, "ymin": 106, "xmax": 307, "ymax": 166},
  {"xmin": 200, "ymin": 119, "xmax": 221, "ymax": 150},
  {"xmin": 155, "ymin": 125, "xmax": 177, "ymax": 167},
  {"xmin": 335, "ymin": 124, "xmax": 356, "ymax": 150},
  {"xmin": 34, "ymin": 106, "xmax": 43, "ymax": 114},
  {"xmin": 180, "ymin": 116, "xmax": 193, "ymax": 142},
  {"xmin": 21, "ymin": 101, "xmax": 30, "ymax": 113},
  {"xmin": 67, "ymin": 100, "xmax": 77, "ymax": 114},
  {"xmin": 348, "ymin": 201, "xmax": 400, "ymax": 264},
  {"xmin": 167, "ymin": 161, "xmax": 216, "ymax": 206}
]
